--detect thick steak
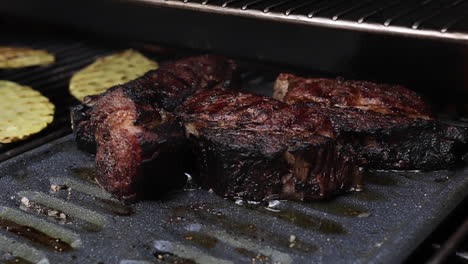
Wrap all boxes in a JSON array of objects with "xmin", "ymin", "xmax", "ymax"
[
  {"xmin": 178, "ymin": 90, "xmax": 361, "ymax": 201},
  {"xmin": 71, "ymin": 54, "xmax": 240, "ymax": 154},
  {"xmin": 71, "ymin": 55, "xmax": 240, "ymax": 201},
  {"xmin": 274, "ymin": 74, "xmax": 468, "ymax": 170}
]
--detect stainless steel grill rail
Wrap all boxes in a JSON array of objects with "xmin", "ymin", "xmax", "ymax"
[{"xmin": 140, "ymin": 0, "xmax": 468, "ymax": 43}]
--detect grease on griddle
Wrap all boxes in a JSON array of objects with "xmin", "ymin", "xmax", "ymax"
[
  {"xmin": 250, "ymin": 206, "xmax": 347, "ymax": 234},
  {"xmin": 184, "ymin": 232, "xmax": 218, "ymax": 249},
  {"xmin": 364, "ymin": 173, "xmax": 399, "ymax": 186},
  {"xmin": 434, "ymin": 176, "xmax": 450, "ymax": 183},
  {"xmin": 304, "ymin": 201, "xmax": 369, "ymax": 217},
  {"xmin": 154, "ymin": 252, "xmax": 196, "ymax": 264},
  {"xmin": 12, "ymin": 169, "xmax": 29, "ymax": 182},
  {"xmin": 97, "ymin": 198, "xmax": 134, "ymax": 216},
  {"xmin": 0, "ymin": 219, "xmax": 72, "ymax": 252},
  {"xmin": 235, "ymin": 248, "xmax": 270, "ymax": 263},
  {"xmin": 70, "ymin": 167, "xmax": 96, "ymax": 182},
  {"xmin": 237, "ymin": 201, "xmax": 346, "ymax": 234},
  {"xmin": 80, "ymin": 222, "xmax": 103, "ymax": 233},
  {"xmin": 1, "ymin": 256, "xmax": 34, "ymax": 264},
  {"xmin": 66, "ymin": 196, "xmax": 134, "ymax": 217},
  {"xmin": 172, "ymin": 204, "xmax": 317, "ymax": 253},
  {"xmin": 349, "ymin": 189, "xmax": 385, "ymax": 201}
]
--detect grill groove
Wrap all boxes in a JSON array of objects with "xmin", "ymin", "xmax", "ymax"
[
  {"xmin": 191, "ymin": 226, "xmax": 294, "ymax": 263},
  {"xmin": 0, "ymin": 234, "xmax": 49, "ymax": 264},
  {"xmin": 18, "ymin": 191, "xmax": 108, "ymax": 229},
  {"xmin": 0, "ymin": 39, "xmax": 118, "ymax": 162},
  {"xmin": 49, "ymin": 177, "xmax": 116, "ymax": 201},
  {"xmin": 0, "ymin": 206, "xmax": 82, "ymax": 249},
  {"xmin": 153, "ymin": 240, "xmax": 234, "ymax": 264}
]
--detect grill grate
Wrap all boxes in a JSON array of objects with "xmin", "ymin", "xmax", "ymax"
[
  {"xmin": 140, "ymin": 0, "xmax": 468, "ymax": 42},
  {"xmin": 0, "ymin": 38, "xmax": 145, "ymax": 162}
]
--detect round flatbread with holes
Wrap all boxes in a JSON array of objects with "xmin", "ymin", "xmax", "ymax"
[
  {"xmin": 0, "ymin": 80, "xmax": 55, "ymax": 143},
  {"xmin": 0, "ymin": 46, "xmax": 55, "ymax": 69},
  {"xmin": 69, "ymin": 49, "xmax": 158, "ymax": 101}
]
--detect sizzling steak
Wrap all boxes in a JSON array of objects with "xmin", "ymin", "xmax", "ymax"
[
  {"xmin": 71, "ymin": 55, "xmax": 240, "ymax": 154},
  {"xmin": 71, "ymin": 55, "xmax": 240, "ymax": 200},
  {"xmin": 178, "ymin": 90, "xmax": 361, "ymax": 201},
  {"xmin": 274, "ymin": 73, "xmax": 433, "ymax": 120},
  {"xmin": 91, "ymin": 86, "xmax": 187, "ymax": 201},
  {"xmin": 274, "ymin": 74, "xmax": 468, "ymax": 170},
  {"xmin": 294, "ymin": 104, "xmax": 468, "ymax": 170}
]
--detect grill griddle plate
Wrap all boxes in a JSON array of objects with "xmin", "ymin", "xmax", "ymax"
[{"xmin": 0, "ymin": 135, "xmax": 466, "ymax": 263}]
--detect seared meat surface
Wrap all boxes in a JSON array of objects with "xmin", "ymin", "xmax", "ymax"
[
  {"xmin": 295, "ymin": 104, "xmax": 467, "ymax": 170},
  {"xmin": 71, "ymin": 55, "xmax": 240, "ymax": 154},
  {"xmin": 178, "ymin": 90, "xmax": 361, "ymax": 201},
  {"xmin": 72, "ymin": 56, "xmax": 467, "ymax": 202},
  {"xmin": 274, "ymin": 73, "xmax": 433, "ymax": 120},
  {"xmin": 274, "ymin": 74, "xmax": 468, "ymax": 170},
  {"xmin": 91, "ymin": 86, "xmax": 187, "ymax": 200},
  {"xmin": 71, "ymin": 55, "xmax": 240, "ymax": 201},
  {"xmin": 71, "ymin": 95, "xmax": 100, "ymax": 153}
]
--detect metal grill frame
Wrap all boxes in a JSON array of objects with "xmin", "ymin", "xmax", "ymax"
[
  {"xmin": 2, "ymin": 0, "xmax": 468, "ymax": 102},
  {"xmin": 137, "ymin": 0, "xmax": 468, "ymax": 43}
]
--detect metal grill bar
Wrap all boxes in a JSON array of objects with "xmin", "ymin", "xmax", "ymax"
[
  {"xmin": 146, "ymin": 0, "xmax": 468, "ymax": 42},
  {"xmin": 8, "ymin": 48, "xmax": 109, "ymax": 84},
  {"xmin": 241, "ymin": 0, "xmax": 268, "ymax": 10},
  {"xmin": 263, "ymin": 0, "xmax": 295, "ymax": 13},
  {"xmin": 306, "ymin": 0, "xmax": 348, "ymax": 18},
  {"xmin": 393, "ymin": 0, "xmax": 458, "ymax": 29},
  {"xmin": 0, "ymin": 37, "xmax": 122, "ymax": 161},
  {"xmin": 383, "ymin": 0, "xmax": 435, "ymax": 27},
  {"xmin": 356, "ymin": 0, "xmax": 404, "ymax": 23},
  {"xmin": 330, "ymin": 0, "xmax": 376, "ymax": 21},
  {"xmin": 0, "ymin": 42, "xmax": 86, "ymax": 80},
  {"xmin": 284, "ymin": 0, "xmax": 325, "ymax": 16},
  {"xmin": 410, "ymin": 0, "xmax": 462, "ymax": 29},
  {"xmin": 441, "ymin": 5, "xmax": 468, "ymax": 32}
]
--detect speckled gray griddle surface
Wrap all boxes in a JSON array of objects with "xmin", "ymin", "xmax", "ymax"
[{"xmin": 0, "ymin": 136, "xmax": 467, "ymax": 264}]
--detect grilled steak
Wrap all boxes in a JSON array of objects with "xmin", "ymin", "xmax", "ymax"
[
  {"xmin": 71, "ymin": 54, "xmax": 240, "ymax": 154},
  {"xmin": 274, "ymin": 73, "xmax": 433, "ymax": 120},
  {"xmin": 91, "ymin": 86, "xmax": 188, "ymax": 201},
  {"xmin": 295, "ymin": 104, "xmax": 468, "ymax": 170},
  {"xmin": 178, "ymin": 90, "xmax": 361, "ymax": 201},
  {"xmin": 274, "ymin": 74, "xmax": 468, "ymax": 170},
  {"xmin": 71, "ymin": 55, "xmax": 240, "ymax": 200}
]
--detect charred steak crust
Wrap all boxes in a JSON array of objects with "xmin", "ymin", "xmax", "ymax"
[
  {"xmin": 274, "ymin": 73, "xmax": 434, "ymax": 120},
  {"xmin": 91, "ymin": 87, "xmax": 187, "ymax": 201},
  {"xmin": 70, "ymin": 95, "xmax": 99, "ymax": 153},
  {"xmin": 274, "ymin": 74, "xmax": 468, "ymax": 170},
  {"xmin": 178, "ymin": 90, "xmax": 361, "ymax": 201},
  {"xmin": 152, "ymin": 54, "xmax": 240, "ymax": 111},
  {"xmin": 295, "ymin": 103, "xmax": 465, "ymax": 170},
  {"xmin": 71, "ymin": 55, "xmax": 240, "ymax": 201},
  {"xmin": 71, "ymin": 54, "xmax": 240, "ymax": 154}
]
